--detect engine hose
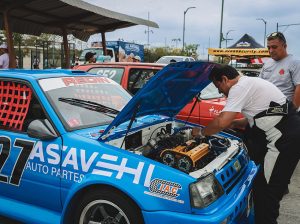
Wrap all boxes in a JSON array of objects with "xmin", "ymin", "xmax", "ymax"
[{"xmin": 208, "ymin": 138, "xmax": 230, "ymax": 155}]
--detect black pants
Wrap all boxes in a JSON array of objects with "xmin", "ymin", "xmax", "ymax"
[{"xmin": 244, "ymin": 113, "xmax": 300, "ymax": 224}]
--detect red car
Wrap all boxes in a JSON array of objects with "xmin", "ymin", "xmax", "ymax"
[
  {"xmin": 176, "ymin": 83, "xmax": 230, "ymax": 126},
  {"xmin": 74, "ymin": 62, "xmax": 164, "ymax": 95},
  {"xmin": 74, "ymin": 62, "xmax": 240, "ymax": 126}
]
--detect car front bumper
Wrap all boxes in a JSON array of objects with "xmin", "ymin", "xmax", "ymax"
[{"xmin": 142, "ymin": 161, "xmax": 257, "ymax": 224}]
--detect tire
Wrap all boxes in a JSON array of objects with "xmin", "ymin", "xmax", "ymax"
[{"xmin": 73, "ymin": 188, "xmax": 144, "ymax": 224}]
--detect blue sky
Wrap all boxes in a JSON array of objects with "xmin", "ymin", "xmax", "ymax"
[{"xmin": 84, "ymin": 0, "xmax": 300, "ymax": 59}]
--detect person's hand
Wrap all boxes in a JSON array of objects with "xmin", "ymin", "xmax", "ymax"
[{"xmin": 192, "ymin": 127, "xmax": 205, "ymax": 138}]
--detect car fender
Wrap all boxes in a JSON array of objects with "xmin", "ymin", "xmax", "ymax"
[{"xmin": 60, "ymin": 156, "xmax": 195, "ymax": 221}]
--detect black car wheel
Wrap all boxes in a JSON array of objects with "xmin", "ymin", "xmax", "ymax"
[{"xmin": 73, "ymin": 188, "xmax": 144, "ymax": 224}]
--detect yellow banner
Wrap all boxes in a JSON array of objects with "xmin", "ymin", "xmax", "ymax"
[{"xmin": 208, "ymin": 48, "xmax": 270, "ymax": 56}]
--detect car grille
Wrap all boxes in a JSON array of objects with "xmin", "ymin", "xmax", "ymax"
[{"xmin": 216, "ymin": 150, "xmax": 249, "ymax": 194}]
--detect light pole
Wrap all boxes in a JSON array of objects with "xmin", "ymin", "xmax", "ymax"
[
  {"xmin": 172, "ymin": 38, "xmax": 181, "ymax": 48},
  {"xmin": 277, "ymin": 22, "xmax": 300, "ymax": 32},
  {"xmin": 183, "ymin": 6, "xmax": 196, "ymax": 52},
  {"xmin": 145, "ymin": 12, "xmax": 153, "ymax": 48},
  {"xmin": 256, "ymin": 18, "xmax": 267, "ymax": 47},
  {"xmin": 225, "ymin": 29, "xmax": 234, "ymax": 48},
  {"xmin": 219, "ymin": 0, "xmax": 224, "ymax": 48}
]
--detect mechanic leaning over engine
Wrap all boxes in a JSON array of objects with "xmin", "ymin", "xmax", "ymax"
[{"xmin": 192, "ymin": 64, "xmax": 300, "ymax": 224}]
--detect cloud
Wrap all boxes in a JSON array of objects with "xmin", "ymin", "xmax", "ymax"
[{"xmin": 85, "ymin": 0, "xmax": 300, "ymax": 58}]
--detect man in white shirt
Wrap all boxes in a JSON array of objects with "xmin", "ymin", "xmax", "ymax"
[
  {"xmin": 193, "ymin": 64, "xmax": 300, "ymax": 224},
  {"xmin": 0, "ymin": 43, "xmax": 9, "ymax": 69}
]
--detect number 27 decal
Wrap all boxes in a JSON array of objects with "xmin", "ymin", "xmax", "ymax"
[{"xmin": 0, "ymin": 136, "xmax": 35, "ymax": 186}]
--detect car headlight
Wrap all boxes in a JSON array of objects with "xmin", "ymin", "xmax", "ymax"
[{"xmin": 189, "ymin": 173, "xmax": 224, "ymax": 208}]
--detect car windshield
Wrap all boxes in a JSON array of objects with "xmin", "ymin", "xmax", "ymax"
[
  {"xmin": 200, "ymin": 82, "xmax": 223, "ymax": 99},
  {"xmin": 39, "ymin": 76, "xmax": 131, "ymax": 130},
  {"xmin": 156, "ymin": 57, "xmax": 184, "ymax": 64}
]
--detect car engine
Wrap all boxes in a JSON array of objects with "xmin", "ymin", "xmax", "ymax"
[{"xmin": 118, "ymin": 122, "xmax": 232, "ymax": 173}]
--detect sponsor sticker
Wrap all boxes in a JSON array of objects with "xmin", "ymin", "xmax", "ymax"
[
  {"xmin": 39, "ymin": 77, "xmax": 115, "ymax": 91},
  {"xmin": 144, "ymin": 178, "xmax": 184, "ymax": 204}
]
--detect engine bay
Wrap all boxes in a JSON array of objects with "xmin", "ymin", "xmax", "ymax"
[{"xmin": 107, "ymin": 120, "xmax": 239, "ymax": 173}]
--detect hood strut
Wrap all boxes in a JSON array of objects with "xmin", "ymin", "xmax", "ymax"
[
  {"xmin": 184, "ymin": 92, "xmax": 201, "ymax": 125},
  {"xmin": 120, "ymin": 103, "xmax": 140, "ymax": 149}
]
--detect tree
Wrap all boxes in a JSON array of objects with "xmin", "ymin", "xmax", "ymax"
[
  {"xmin": 183, "ymin": 44, "xmax": 199, "ymax": 58},
  {"xmin": 144, "ymin": 44, "xmax": 199, "ymax": 62}
]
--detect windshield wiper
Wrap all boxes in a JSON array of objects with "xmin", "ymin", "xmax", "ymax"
[{"xmin": 58, "ymin": 97, "xmax": 120, "ymax": 118}]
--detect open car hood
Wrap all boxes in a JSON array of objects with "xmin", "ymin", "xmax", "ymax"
[{"xmin": 100, "ymin": 61, "xmax": 216, "ymax": 140}]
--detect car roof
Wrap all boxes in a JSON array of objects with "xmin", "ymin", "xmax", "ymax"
[
  {"xmin": 236, "ymin": 68, "xmax": 261, "ymax": 72},
  {"xmin": 74, "ymin": 62, "xmax": 166, "ymax": 70},
  {"xmin": 236, "ymin": 68, "xmax": 261, "ymax": 77},
  {"xmin": 160, "ymin": 56, "xmax": 193, "ymax": 59},
  {"xmin": 0, "ymin": 69, "xmax": 87, "ymax": 81}
]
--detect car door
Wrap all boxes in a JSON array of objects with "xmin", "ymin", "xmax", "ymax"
[{"xmin": 0, "ymin": 79, "xmax": 62, "ymax": 211}]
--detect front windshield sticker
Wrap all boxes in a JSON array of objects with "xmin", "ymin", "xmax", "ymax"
[
  {"xmin": 62, "ymin": 77, "xmax": 114, "ymax": 86},
  {"xmin": 39, "ymin": 77, "xmax": 117, "ymax": 91}
]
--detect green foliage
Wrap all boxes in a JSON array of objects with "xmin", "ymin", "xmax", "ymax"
[
  {"xmin": 0, "ymin": 30, "xmax": 5, "ymax": 43},
  {"xmin": 144, "ymin": 44, "xmax": 199, "ymax": 62},
  {"xmin": 183, "ymin": 44, "xmax": 199, "ymax": 57}
]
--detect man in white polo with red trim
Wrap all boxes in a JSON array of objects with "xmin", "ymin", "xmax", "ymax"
[{"xmin": 260, "ymin": 32, "xmax": 300, "ymax": 114}]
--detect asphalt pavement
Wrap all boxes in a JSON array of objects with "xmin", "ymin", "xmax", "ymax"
[
  {"xmin": 0, "ymin": 163, "xmax": 299, "ymax": 224},
  {"xmin": 278, "ymin": 162, "xmax": 300, "ymax": 224}
]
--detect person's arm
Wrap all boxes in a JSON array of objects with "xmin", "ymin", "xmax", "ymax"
[
  {"xmin": 202, "ymin": 111, "xmax": 238, "ymax": 136},
  {"xmin": 293, "ymin": 84, "xmax": 300, "ymax": 109},
  {"xmin": 192, "ymin": 111, "xmax": 238, "ymax": 137},
  {"xmin": 230, "ymin": 117, "xmax": 248, "ymax": 130},
  {"xmin": 291, "ymin": 60, "xmax": 300, "ymax": 109}
]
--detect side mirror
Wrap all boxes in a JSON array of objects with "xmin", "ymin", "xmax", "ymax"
[{"xmin": 27, "ymin": 119, "xmax": 58, "ymax": 140}]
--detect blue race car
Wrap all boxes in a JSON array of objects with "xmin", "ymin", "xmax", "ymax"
[{"xmin": 0, "ymin": 61, "xmax": 257, "ymax": 224}]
